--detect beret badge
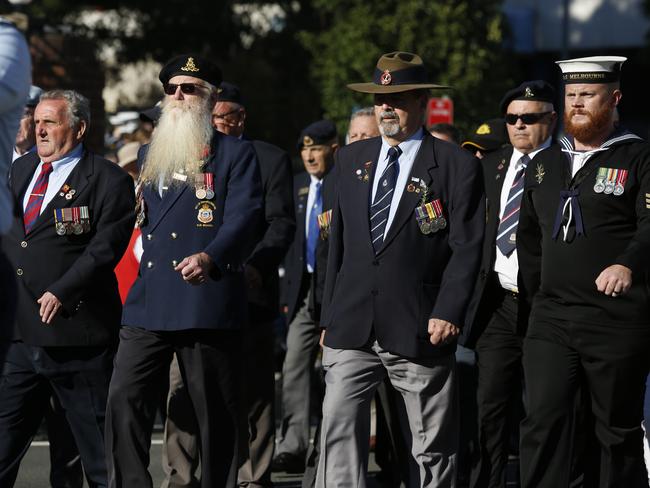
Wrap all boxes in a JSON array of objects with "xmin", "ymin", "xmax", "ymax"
[
  {"xmin": 476, "ymin": 123, "xmax": 491, "ymax": 135},
  {"xmin": 181, "ymin": 57, "xmax": 200, "ymax": 73},
  {"xmin": 524, "ymin": 86, "xmax": 534, "ymax": 98}
]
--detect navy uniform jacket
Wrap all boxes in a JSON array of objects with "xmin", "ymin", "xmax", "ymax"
[
  {"xmin": 321, "ymin": 132, "xmax": 485, "ymax": 359},
  {"xmin": 282, "ymin": 169, "xmax": 336, "ymax": 324},
  {"xmin": 518, "ymin": 131, "xmax": 650, "ymax": 326},
  {"xmin": 122, "ymin": 131, "xmax": 263, "ymax": 331},
  {"xmin": 2, "ymin": 149, "xmax": 135, "ymax": 346}
]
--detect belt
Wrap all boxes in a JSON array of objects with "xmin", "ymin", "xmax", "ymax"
[{"xmin": 502, "ymin": 288, "xmax": 519, "ymax": 300}]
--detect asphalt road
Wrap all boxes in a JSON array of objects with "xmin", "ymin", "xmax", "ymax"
[{"xmin": 15, "ymin": 436, "xmax": 382, "ymax": 488}]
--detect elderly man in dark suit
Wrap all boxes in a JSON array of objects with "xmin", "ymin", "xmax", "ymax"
[
  {"xmin": 315, "ymin": 52, "xmax": 485, "ymax": 488},
  {"xmin": 461, "ymin": 81, "xmax": 557, "ymax": 488},
  {"xmin": 0, "ymin": 89, "xmax": 135, "ymax": 487},
  {"xmin": 273, "ymin": 120, "xmax": 338, "ymax": 474},
  {"xmin": 105, "ymin": 55, "xmax": 263, "ymax": 488},
  {"xmin": 160, "ymin": 81, "xmax": 295, "ymax": 488}
]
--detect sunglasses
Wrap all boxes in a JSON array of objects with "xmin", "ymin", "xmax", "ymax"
[
  {"xmin": 505, "ymin": 112, "xmax": 551, "ymax": 125},
  {"xmin": 163, "ymin": 83, "xmax": 206, "ymax": 95}
]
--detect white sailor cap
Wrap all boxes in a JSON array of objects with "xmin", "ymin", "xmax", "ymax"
[{"xmin": 555, "ymin": 56, "xmax": 627, "ymax": 84}]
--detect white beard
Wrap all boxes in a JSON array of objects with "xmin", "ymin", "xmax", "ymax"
[{"xmin": 140, "ymin": 96, "xmax": 214, "ymax": 187}]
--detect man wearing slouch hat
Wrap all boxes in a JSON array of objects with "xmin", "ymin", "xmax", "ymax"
[
  {"xmin": 316, "ymin": 51, "xmax": 485, "ymax": 487},
  {"xmin": 517, "ymin": 56, "xmax": 650, "ymax": 487},
  {"xmin": 105, "ymin": 54, "xmax": 263, "ymax": 488}
]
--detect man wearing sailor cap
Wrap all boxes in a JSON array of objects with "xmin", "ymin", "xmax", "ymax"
[{"xmin": 517, "ymin": 56, "xmax": 650, "ymax": 487}]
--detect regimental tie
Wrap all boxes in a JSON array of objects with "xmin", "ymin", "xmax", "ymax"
[
  {"xmin": 496, "ymin": 154, "xmax": 530, "ymax": 256},
  {"xmin": 23, "ymin": 162, "xmax": 53, "ymax": 234},
  {"xmin": 306, "ymin": 180, "xmax": 322, "ymax": 271},
  {"xmin": 370, "ymin": 146, "xmax": 402, "ymax": 253}
]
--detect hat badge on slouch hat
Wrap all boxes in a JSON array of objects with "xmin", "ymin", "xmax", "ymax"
[
  {"xmin": 380, "ymin": 70, "xmax": 392, "ymax": 86},
  {"xmin": 180, "ymin": 57, "xmax": 200, "ymax": 73}
]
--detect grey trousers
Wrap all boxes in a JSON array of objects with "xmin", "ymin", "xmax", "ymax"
[
  {"xmin": 316, "ymin": 341, "xmax": 458, "ymax": 488},
  {"xmin": 276, "ymin": 292, "xmax": 321, "ymax": 457}
]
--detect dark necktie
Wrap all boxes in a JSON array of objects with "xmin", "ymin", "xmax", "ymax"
[
  {"xmin": 370, "ymin": 146, "xmax": 401, "ymax": 253},
  {"xmin": 23, "ymin": 162, "xmax": 53, "ymax": 234},
  {"xmin": 496, "ymin": 154, "xmax": 530, "ymax": 256},
  {"xmin": 306, "ymin": 180, "xmax": 322, "ymax": 271}
]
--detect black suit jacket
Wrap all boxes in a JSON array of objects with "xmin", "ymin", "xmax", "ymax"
[
  {"xmin": 321, "ymin": 132, "xmax": 485, "ymax": 359},
  {"xmin": 283, "ymin": 169, "xmax": 336, "ymax": 324},
  {"xmin": 461, "ymin": 145, "xmax": 555, "ymax": 348},
  {"xmin": 3, "ymin": 148, "xmax": 135, "ymax": 346},
  {"xmin": 246, "ymin": 139, "xmax": 295, "ymax": 323}
]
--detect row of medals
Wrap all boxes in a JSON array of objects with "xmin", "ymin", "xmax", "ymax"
[
  {"xmin": 594, "ymin": 169, "xmax": 626, "ymax": 196},
  {"xmin": 420, "ymin": 215, "xmax": 447, "ymax": 234},
  {"xmin": 55, "ymin": 217, "xmax": 90, "ymax": 235}
]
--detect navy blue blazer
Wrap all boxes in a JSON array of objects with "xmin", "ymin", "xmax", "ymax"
[
  {"xmin": 321, "ymin": 132, "xmax": 485, "ymax": 358},
  {"xmin": 122, "ymin": 131, "xmax": 263, "ymax": 331}
]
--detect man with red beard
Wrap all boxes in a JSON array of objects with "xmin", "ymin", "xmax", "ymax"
[
  {"xmin": 105, "ymin": 54, "xmax": 263, "ymax": 488},
  {"xmin": 517, "ymin": 56, "xmax": 650, "ymax": 487}
]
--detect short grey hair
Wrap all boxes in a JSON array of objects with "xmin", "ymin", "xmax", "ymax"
[
  {"xmin": 39, "ymin": 90, "xmax": 91, "ymax": 130},
  {"xmin": 350, "ymin": 106, "xmax": 375, "ymax": 121}
]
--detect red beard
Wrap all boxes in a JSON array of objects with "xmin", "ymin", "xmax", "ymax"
[{"xmin": 564, "ymin": 104, "xmax": 613, "ymax": 142}]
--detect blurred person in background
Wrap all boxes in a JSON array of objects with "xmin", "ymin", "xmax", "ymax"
[
  {"xmin": 461, "ymin": 119, "xmax": 509, "ymax": 159},
  {"xmin": 347, "ymin": 107, "xmax": 378, "ymax": 144},
  {"xmin": 11, "ymin": 85, "xmax": 42, "ymax": 162},
  {"xmin": 429, "ymin": 122, "xmax": 460, "ymax": 145}
]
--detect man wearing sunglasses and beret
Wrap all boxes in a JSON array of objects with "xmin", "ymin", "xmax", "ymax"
[
  {"xmin": 105, "ymin": 54, "xmax": 263, "ymax": 488},
  {"xmin": 461, "ymin": 80, "xmax": 557, "ymax": 487}
]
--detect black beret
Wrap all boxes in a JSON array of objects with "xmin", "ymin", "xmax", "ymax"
[
  {"xmin": 297, "ymin": 120, "xmax": 338, "ymax": 150},
  {"xmin": 159, "ymin": 54, "xmax": 222, "ymax": 88},
  {"xmin": 499, "ymin": 80, "xmax": 555, "ymax": 114},
  {"xmin": 461, "ymin": 118, "xmax": 508, "ymax": 153},
  {"xmin": 218, "ymin": 82, "xmax": 244, "ymax": 105}
]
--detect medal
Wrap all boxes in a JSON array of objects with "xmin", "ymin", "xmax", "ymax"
[
  {"xmin": 54, "ymin": 208, "xmax": 66, "ymax": 236},
  {"xmin": 603, "ymin": 168, "xmax": 616, "ymax": 194},
  {"xmin": 195, "ymin": 188, "xmax": 207, "ymax": 199},
  {"xmin": 80, "ymin": 206, "xmax": 90, "ymax": 233},
  {"xmin": 195, "ymin": 173, "xmax": 215, "ymax": 200},
  {"xmin": 613, "ymin": 169, "xmax": 628, "ymax": 196},
  {"xmin": 593, "ymin": 167, "xmax": 607, "ymax": 193},
  {"xmin": 415, "ymin": 206, "xmax": 431, "ymax": 234},
  {"xmin": 421, "ymin": 221, "xmax": 432, "ymax": 234},
  {"xmin": 317, "ymin": 209, "xmax": 332, "ymax": 240},
  {"xmin": 432, "ymin": 199, "xmax": 446, "ymax": 230}
]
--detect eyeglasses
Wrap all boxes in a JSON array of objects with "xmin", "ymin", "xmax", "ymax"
[
  {"xmin": 163, "ymin": 83, "xmax": 207, "ymax": 96},
  {"xmin": 505, "ymin": 112, "xmax": 551, "ymax": 125}
]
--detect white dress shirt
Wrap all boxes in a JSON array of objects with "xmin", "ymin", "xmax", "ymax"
[
  {"xmin": 371, "ymin": 128, "xmax": 425, "ymax": 238},
  {"xmin": 22, "ymin": 144, "xmax": 83, "ymax": 214},
  {"xmin": 494, "ymin": 138, "xmax": 551, "ymax": 291},
  {"xmin": 304, "ymin": 174, "xmax": 322, "ymax": 273}
]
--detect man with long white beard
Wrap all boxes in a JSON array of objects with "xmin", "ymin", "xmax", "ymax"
[
  {"xmin": 517, "ymin": 56, "xmax": 650, "ymax": 487},
  {"xmin": 105, "ymin": 54, "xmax": 263, "ymax": 488}
]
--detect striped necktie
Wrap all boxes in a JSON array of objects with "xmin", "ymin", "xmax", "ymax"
[
  {"xmin": 370, "ymin": 146, "xmax": 401, "ymax": 253},
  {"xmin": 496, "ymin": 154, "xmax": 530, "ymax": 256},
  {"xmin": 23, "ymin": 162, "xmax": 53, "ymax": 234}
]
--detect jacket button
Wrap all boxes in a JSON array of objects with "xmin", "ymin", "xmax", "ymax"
[
  {"xmin": 20, "ymin": 241, "xmax": 27, "ymax": 248},
  {"xmin": 146, "ymin": 234, "xmax": 153, "ymax": 240},
  {"xmin": 16, "ymin": 268, "xmax": 23, "ymax": 276},
  {"xmin": 371, "ymin": 289, "xmax": 378, "ymax": 296},
  {"xmin": 171, "ymin": 232, "xmax": 178, "ymax": 239},
  {"xmin": 172, "ymin": 260, "xmax": 178, "ymax": 267},
  {"xmin": 146, "ymin": 261, "xmax": 153, "ymax": 269}
]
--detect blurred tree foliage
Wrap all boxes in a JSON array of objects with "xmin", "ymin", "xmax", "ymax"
[
  {"xmin": 298, "ymin": 0, "xmax": 518, "ymax": 136},
  {"xmin": 19, "ymin": 0, "xmax": 517, "ymax": 149}
]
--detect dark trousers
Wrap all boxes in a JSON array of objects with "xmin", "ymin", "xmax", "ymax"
[
  {"xmin": 0, "ymin": 341, "xmax": 114, "ymax": 488},
  {"xmin": 46, "ymin": 392, "xmax": 83, "ymax": 488},
  {"xmin": 520, "ymin": 317, "xmax": 650, "ymax": 488},
  {"xmin": 105, "ymin": 326, "xmax": 242, "ymax": 488},
  {"xmin": 472, "ymin": 292, "xmax": 523, "ymax": 488}
]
